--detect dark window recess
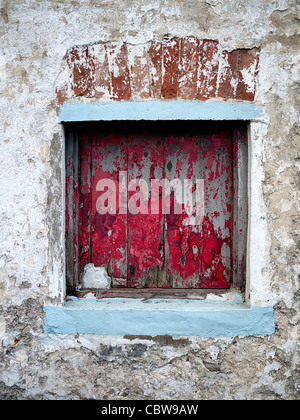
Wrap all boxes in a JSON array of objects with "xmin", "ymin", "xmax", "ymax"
[{"xmin": 65, "ymin": 121, "xmax": 248, "ymax": 297}]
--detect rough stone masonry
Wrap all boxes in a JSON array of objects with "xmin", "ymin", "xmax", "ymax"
[{"xmin": 0, "ymin": 0, "xmax": 299, "ymax": 400}]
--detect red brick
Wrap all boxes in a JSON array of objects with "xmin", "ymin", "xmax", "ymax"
[
  {"xmin": 198, "ymin": 40, "xmax": 220, "ymax": 100},
  {"xmin": 89, "ymin": 43, "xmax": 111, "ymax": 99},
  {"xmin": 129, "ymin": 45, "xmax": 150, "ymax": 100},
  {"xmin": 67, "ymin": 46, "xmax": 93, "ymax": 97},
  {"xmin": 236, "ymin": 48, "xmax": 260, "ymax": 101},
  {"xmin": 55, "ymin": 51, "xmax": 74, "ymax": 103},
  {"xmin": 59, "ymin": 39, "xmax": 260, "ymax": 104},
  {"xmin": 149, "ymin": 41, "xmax": 163, "ymax": 99},
  {"xmin": 178, "ymin": 37, "xmax": 200, "ymax": 100},
  {"xmin": 109, "ymin": 43, "xmax": 131, "ymax": 101},
  {"xmin": 162, "ymin": 37, "xmax": 180, "ymax": 100},
  {"xmin": 218, "ymin": 50, "xmax": 239, "ymax": 100},
  {"xmin": 56, "ymin": 85, "xmax": 68, "ymax": 103}
]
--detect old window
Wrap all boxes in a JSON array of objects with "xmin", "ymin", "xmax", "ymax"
[{"xmin": 65, "ymin": 121, "xmax": 248, "ymax": 298}]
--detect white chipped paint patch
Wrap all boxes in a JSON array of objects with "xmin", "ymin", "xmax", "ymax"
[
  {"xmin": 240, "ymin": 61, "xmax": 257, "ymax": 93},
  {"xmin": 0, "ymin": 316, "xmax": 6, "ymax": 342},
  {"xmin": 0, "ymin": 55, "xmax": 6, "ymax": 80},
  {"xmin": 82, "ymin": 264, "xmax": 111, "ymax": 289}
]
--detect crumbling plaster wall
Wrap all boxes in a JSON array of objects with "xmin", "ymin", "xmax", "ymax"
[{"xmin": 0, "ymin": 0, "xmax": 299, "ymax": 400}]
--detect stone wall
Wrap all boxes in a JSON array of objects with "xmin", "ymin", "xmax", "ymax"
[{"xmin": 0, "ymin": 0, "xmax": 299, "ymax": 399}]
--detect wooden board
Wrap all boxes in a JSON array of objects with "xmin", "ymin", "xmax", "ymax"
[
  {"xmin": 127, "ymin": 132, "xmax": 165, "ymax": 287},
  {"xmin": 65, "ymin": 122, "xmax": 248, "ymax": 292}
]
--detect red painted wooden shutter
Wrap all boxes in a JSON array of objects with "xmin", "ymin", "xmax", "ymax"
[{"xmin": 77, "ymin": 123, "xmax": 237, "ymax": 289}]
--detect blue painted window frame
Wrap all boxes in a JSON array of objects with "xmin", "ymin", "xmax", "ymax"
[{"xmin": 43, "ymin": 100, "xmax": 275, "ymax": 337}]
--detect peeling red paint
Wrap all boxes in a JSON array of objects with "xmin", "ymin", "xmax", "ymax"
[
  {"xmin": 162, "ymin": 131, "xmax": 232, "ymax": 288},
  {"xmin": 65, "ymin": 173, "xmax": 70, "ymax": 240},
  {"xmin": 127, "ymin": 133, "xmax": 164, "ymax": 287},
  {"xmin": 77, "ymin": 125, "xmax": 234, "ymax": 289}
]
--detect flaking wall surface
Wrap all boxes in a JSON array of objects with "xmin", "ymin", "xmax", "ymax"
[{"xmin": 0, "ymin": 0, "xmax": 299, "ymax": 400}]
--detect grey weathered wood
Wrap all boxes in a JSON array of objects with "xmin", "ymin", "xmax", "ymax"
[
  {"xmin": 65, "ymin": 126, "xmax": 80, "ymax": 294},
  {"xmin": 76, "ymin": 288, "xmax": 230, "ymax": 300},
  {"xmin": 232, "ymin": 127, "xmax": 248, "ymax": 290}
]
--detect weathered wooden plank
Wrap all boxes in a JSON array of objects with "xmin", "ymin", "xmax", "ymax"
[
  {"xmin": 164, "ymin": 129, "xmax": 233, "ymax": 289},
  {"xmin": 164, "ymin": 134, "xmax": 201, "ymax": 288},
  {"xmin": 77, "ymin": 288, "xmax": 229, "ymax": 300},
  {"xmin": 232, "ymin": 127, "xmax": 248, "ymax": 290},
  {"xmin": 199, "ymin": 131, "xmax": 233, "ymax": 289},
  {"xmin": 91, "ymin": 131, "xmax": 128, "ymax": 280},
  {"xmin": 73, "ymin": 122, "xmax": 247, "ymax": 292},
  {"xmin": 127, "ymin": 132, "xmax": 165, "ymax": 288},
  {"xmin": 65, "ymin": 127, "xmax": 80, "ymax": 293},
  {"xmin": 79, "ymin": 132, "xmax": 92, "ymax": 276},
  {"xmin": 72, "ymin": 131, "xmax": 80, "ymax": 290},
  {"xmin": 65, "ymin": 128, "xmax": 74, "ymax": 293}
]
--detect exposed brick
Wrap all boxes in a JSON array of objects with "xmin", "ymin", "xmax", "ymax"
[
  {"xmin": 56, "ymin": 85, "xmax": 68, "ymax": 104},
  {"xmin": 236, "ymin": 48, "xmax": 260, "ymax": 101},
  {"xmin": 162, "ymin": 37, "xmax": 180, "ymax": 100},
  {"xmin": 178, "ymin": 37, "xmax": 200, "ymax": 100},
  {"xmin": 128, "ymin": 45, "xmax": 150, "ymax": 100},
  {"xmin": 218, "ymin": 50, "xmax": 239, "ymax": 100},
  {"xmin": 149, "ymin": 41, "xmax": 163, "ymax": 99},
  {"xmin": 198, "ymin": 40, "xmax": 220, "ymax": 100},
  {"xmin": 55, "ymin": 51, "xmax": 74, "ymax": 103},
  {"xmin": 67, "ymin": 45, "xmax": 93, "ymax": 97},
  {"xmin": 89, "ymin": 43, "xmax": 111, "ymax": 99},
  {"xmin": 58, "ymin": 39, "xmax": 260, "ymax": 104},
  {"xmin": 109, "ymin": 43, "xmax": 131, "ymax": 101}
]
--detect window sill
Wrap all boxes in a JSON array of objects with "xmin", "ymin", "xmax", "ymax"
[{"xmin": 43, "ymin": 296, "xmax": 275, "ymax": 338}]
